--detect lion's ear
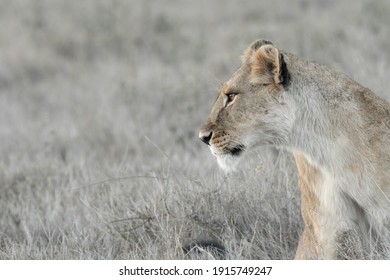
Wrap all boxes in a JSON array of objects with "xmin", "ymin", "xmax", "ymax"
[
  {"xmin": 251, "ymin": 45, "xmax": 290, "ymax": 86},
  {"xmin": 241, "ymin": 39, "xmax": 273, "ymax": 63}
]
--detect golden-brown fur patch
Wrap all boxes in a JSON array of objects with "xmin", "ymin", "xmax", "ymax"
[
  {"xmin": 293, "ymin": 152, "xmax": 324, "ymax": 259},
  {"xmin": 251, "ymin": 45, "xmax": 282, "ymax": 86}
]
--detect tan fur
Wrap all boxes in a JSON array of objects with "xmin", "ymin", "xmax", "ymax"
[
  {"xmin": 199, "ymin": 39, "xmax": 390, "ymax": 259},
  {"xmin": 293, "ymin": 153, "xmax": 323, "ymax": 259}
]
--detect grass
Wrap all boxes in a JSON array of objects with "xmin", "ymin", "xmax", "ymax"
[{"xmin": 0, "ymin": 0, "xmax": 389, "ymax": 259}]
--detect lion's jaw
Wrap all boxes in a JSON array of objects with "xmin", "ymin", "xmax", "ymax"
[
  {"xmin": 215, "ymin": 153, "xmax": 242, "ymax": 173},
  {"xmin": 207, "ymin": 137, "xmax": 247, "ymax": 173}
]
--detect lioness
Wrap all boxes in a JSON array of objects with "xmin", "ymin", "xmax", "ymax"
[{"xmin": 199, "ymin": 39, "xmax": 390, "ymax": 259}]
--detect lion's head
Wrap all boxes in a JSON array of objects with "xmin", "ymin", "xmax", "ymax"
[{"xmin": 199, "ymin": 39, "xmax": 293, "ymax": 171}]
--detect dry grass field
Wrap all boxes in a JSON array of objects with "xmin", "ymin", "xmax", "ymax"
[{"xmin": 1, "ymin": 0, "xmax": 389, "ymax": 259}]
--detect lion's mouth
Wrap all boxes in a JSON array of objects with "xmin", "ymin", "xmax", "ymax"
[{"xmin": 227, "ymin": 144, "xmax": 245, "ymax": 156}]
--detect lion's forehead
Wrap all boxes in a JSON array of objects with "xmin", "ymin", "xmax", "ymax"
[
  {"xmin": 222, "ymin": 64, "xmax": 251, "ymax": 91},
  {"xmin": 219, "ymin": 84, "xmax": 230, "ymax": 94}
]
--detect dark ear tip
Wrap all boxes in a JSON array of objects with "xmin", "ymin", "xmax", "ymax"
[
  {"xmin": 251, "ymin": 39, "xmax": 273, "ymax": 51},
  {"xmin": 262, "ymin": 39, "xmax": 273, "ymax": 45}
]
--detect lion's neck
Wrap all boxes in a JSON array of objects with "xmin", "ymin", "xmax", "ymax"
[
  {"xmin": 284, "ymin": 64, "xmax": 363, "ymax": 176},
  {"xmin": 287, "ymin": 88, "xmax": 341, "ymax": 173}
]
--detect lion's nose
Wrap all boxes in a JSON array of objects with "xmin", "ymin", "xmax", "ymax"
[{"xmin": 199, "ymin": 130, "xmax": 212, "ymax": 146}]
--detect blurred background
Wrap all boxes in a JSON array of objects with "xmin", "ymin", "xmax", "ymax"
[{"xmin": 1, "ymin": 0, "xmax": 389, "ymax": 259}]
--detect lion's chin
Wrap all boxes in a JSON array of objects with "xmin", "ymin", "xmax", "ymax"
[
  {"xmin": 209, "ymin": 144, "xmax": 245, "ymax": 173},
  {"xmin": 216, "ymin": 154, "xmax": 242, "ymax": 173}
]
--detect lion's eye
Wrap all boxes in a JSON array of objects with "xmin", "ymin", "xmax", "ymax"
[{"xmin": 225, "ymin": 93, "xmax": 237, "ymax": 105}]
